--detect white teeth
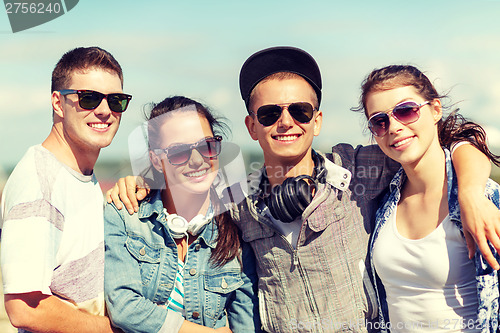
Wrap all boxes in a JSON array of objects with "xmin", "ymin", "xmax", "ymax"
[
  {"xmin": 275, "ymin": 135, "xmax": 298, "ymax": 141},
  {"xmin": 89, "ymin": 123, "xmax": 109, "ymax": 129},
  {"xmin": 185, "ymin": 169, "xmax": 208, "ymax": 177},
  {"xmin": 393, "ymin": 137, "xmax": 413, "ymax": 147}
]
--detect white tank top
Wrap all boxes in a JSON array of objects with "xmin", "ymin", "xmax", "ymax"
[{"xmin": 373, "ymin": 207, "xmax": 479, "ymax": 332}]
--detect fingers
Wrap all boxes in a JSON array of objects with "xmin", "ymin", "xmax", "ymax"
[
  {"xmin": 137, "ymin": 188, "xmax": 149, "ymax": 201},
  {"xmin": 135, "ymin": 177, "xmax": 150, "ymax": 201},
  {"xmin": 477, "ymin": 238, "xmax": 499, "ymax": 270},
  {"xmin": 107, "ymin": 183, "xmax": 123, "ymax": 210},
  {"xmin": 463, "ymin": 230, "xmax": 476, "ymax": 260},
  {"xmin": 106, "ymin": 176, "xmax": 149, "ymax": 215},
  {"xmin": 484, "ymin": 223, "xmax": 500, "ymax": 257},
  {"xmin": 459, "ymin": 195, "xmax": 500, "ymax": 270},
  {"xmin": 106, "ymin": 187, "xmax": 114, "ymax": 204},
  {"xmin": 118, "ymin": 176, "xmax": 136, "ymax": 215},
  {"xmin": 464, "ymin": 226, "xmax": 500, "ymax": 270}
]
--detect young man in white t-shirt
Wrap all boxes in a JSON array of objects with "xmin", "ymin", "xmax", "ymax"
[{"xmin": 1, "ymin": 47, "xmax": 132, "ymax": 333}]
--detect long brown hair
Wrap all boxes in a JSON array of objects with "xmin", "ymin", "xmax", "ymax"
[
  {"xmin": 352, "ymin": 65, "xmax": 500, "ymax": 166},
  {"xmin": 147, "ymin": 96, "xmax": 241, "ymax": 267}
]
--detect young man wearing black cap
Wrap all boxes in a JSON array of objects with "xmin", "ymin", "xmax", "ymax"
[{"xmin": 107, "ymin": 46, "xmax": 497, "ymax": 332}]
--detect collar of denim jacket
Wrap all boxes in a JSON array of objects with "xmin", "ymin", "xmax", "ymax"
[{"xmin": 137, "ymin": 190, "xmax": 218, "ymax": 248}]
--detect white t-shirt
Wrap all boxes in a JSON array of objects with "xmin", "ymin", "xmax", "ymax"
[
  {"xmin": 373, "ymin": 207, "xmax": 479, "ymax": 332},
  {"xmin": 1, "ymin": 145, "xmax": 105, "ymax": 315}
]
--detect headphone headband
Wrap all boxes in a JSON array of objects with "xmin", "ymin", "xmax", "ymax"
[{"xmin": 262, "ymin": 150, "xmax": 326, "ymax": 223}]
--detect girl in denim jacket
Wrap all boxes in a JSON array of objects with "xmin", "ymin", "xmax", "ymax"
[
  {"xmin": 354, "ymin": 65, "xmax": 500, "ymax": 332},
  {"xmin": 104, "ymin": 96, "xmax": 261, "ymax": 333}
]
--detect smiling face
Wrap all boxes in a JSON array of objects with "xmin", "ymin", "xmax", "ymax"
[
  {"xmin": 245, "ymin": 77, "xmax": 322, "ymax": 169},
  {"xmin": 365, "ymin": 85, "xmax": 443, "ymax": 168},
  {"xmin": 150, "ymin": 111, "xmax": 219, "ymax": 196},
  {"xmin": 53, "ymin": 68, "xmax": 123, "ymax": 154}
]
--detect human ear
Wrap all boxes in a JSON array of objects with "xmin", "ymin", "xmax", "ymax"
[
  {"xmin": 149, "ymin": 150, "xmax": 163, "ymax": 172},
  {"xmin": 313, "ymin": 110, "xmax": 323, "ymax": 136},
  {"xmin": 245, "ymin": 115, "xmax": 259, "ymax": 141},
  {"xmin": 431, "ymin": 99, "xmax": 443, "ymax": 124},
  {"xmin": 51, "ymin": 91, "xmax": 64, "ymax": 118}
]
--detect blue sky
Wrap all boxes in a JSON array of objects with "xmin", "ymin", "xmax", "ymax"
[{"xmin": 1, "ymin": 0, "xmax": 500, "ymax": 177}]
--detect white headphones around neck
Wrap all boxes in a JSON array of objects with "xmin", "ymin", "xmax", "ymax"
[{"xmin": 164, "ymin": 208, "xmax": 214, "ymax": 239}]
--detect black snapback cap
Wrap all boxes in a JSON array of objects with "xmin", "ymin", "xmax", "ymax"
[{"xmin": 239, "ymin": 46, "xmax": 322, "ymax": 109}]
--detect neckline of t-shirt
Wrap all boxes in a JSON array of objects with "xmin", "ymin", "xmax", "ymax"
[
  {"xmin": 36, "ymin": 144, "xmax": 95, "ymax": 183},
  {"xmin": 390, "ymin": 205, "xmax": 451, "ymax": 243}
]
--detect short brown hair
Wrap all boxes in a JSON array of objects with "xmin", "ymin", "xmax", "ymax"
[
  {"xmin": 51, "ymin": 47, "xmax": 123, "ymax": 92},
  {"xmin": 247, "ymin": 72, "xmax": 319, "ymax": 113}
]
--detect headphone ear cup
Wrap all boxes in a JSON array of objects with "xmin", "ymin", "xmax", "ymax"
[
  {"xmin": 294, "ymin": 178, "xmax": 315, "ymax": 212},
  {"xmin": 267, "ymin": 182, "xmax": 292, "ymax": 222},
  {"xmin": 262, "ymin": 151, "xmax": 326, "ymax": 224},
  {"xmin": 282, "ymin": 178, "xmax": 304, "ymax": 218},
  {"xmin": 166, "ymin": 213, "xmax": 189, "ymax": 239},
  {"xmin": 266, "ymin": 176, "xmax": 315, "ymax": 223}
]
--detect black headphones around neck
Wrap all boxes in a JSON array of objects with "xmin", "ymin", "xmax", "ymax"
[{"xmin": 262, "ymin": 150, "xmax": 327, "ymax": 223}]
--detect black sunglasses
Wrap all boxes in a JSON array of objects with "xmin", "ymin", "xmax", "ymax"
[
  {"xmin": 252, "ymin": 102, "xmax": 316, "ymax": 126},
  {"xmin": 368, "ymin": 101, "xmax": 430, "ymax": 137},
  {"xmin": 59, "ymin": 89, "xmax": 132, "ymax": 113},
  {"xmin": 153, "ymin": 136, "xmax": 222, "ymax": 166}
]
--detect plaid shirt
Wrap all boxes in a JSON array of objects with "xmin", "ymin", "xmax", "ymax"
[
  {"xmin": 229, "ymin": 144, "xmax": 399, "ymax": 333},
  {"xmin": 368, "ymin": 149, "xmax": 500, "ymax": 333}
]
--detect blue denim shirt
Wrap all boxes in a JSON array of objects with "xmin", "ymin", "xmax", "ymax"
[
  {"xmin": 368, "ymin": 149, "xmax": 500, "ymax": 333},
  {"xmin": 104, "ymin": 190, "xmax": 261, "ymax": 333}
]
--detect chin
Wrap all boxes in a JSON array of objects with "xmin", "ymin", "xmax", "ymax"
[{"xmin": 184, "ymin": 184, "xmax": 212, "ymax": 195}]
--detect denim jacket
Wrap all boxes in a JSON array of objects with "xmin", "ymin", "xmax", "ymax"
[
  {"xmin": 368, "ymin": 149, "xmax": 500, "ymax": 333},
  {"xmin": 104, "ymin": 190, "xmax": 261, "ymax": 333}
]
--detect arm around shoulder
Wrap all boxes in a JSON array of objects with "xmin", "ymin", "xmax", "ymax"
[
  {"xmin": 5, "ymin": 292, "xmax": 118, "ymax": 333},
  {"xmin": 331, "ymin": 143, "xmax": 400, "ymax": 199},
  {"xmin": 452, "ymin": 143, "xmax": 500, "ymax": 269}
]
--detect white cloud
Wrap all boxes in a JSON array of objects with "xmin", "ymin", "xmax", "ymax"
[
  {"xmin": 0, "ymin": 86, "xmax": 49, "ymax": 117},
  {"xmin": 484, "ymin": 125, "xmax": 500, "ymax": 150},
  {"xmin": 206, "ymin": 88, "xmax": 232, "ymax": 109}
]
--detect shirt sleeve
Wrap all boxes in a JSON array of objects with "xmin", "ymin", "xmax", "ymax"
[
  {"xmin": 1, "ymin": 198, "xmax": 62, "ymax": 296},
  {"xmin": 104, "ymin": 203, "xmax": 184, "ymax": 333},
  {"xmin": 331, "ymin": 143, "xmax": 401, "ymax": 200}
]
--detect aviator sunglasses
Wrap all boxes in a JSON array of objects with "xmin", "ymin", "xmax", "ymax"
[
  {"xmin": 58, "ymin": 89, "xmax": 132, "ymax": 113},
  {"xmin": 252, "ymin": 102, "xmax": 316, "ymax": 126},
  {"xmin": 368, "ymin": 100, "xmax": 430, "ymax": 137},
  {"xmin": 153, "ymin": 136, "xmax": 223, "ymax": 166}
]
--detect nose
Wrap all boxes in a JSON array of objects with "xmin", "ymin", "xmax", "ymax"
[
  {"xmin": 92, "ymin": 98, "xmax": 112, "ymax": 117},
  {"xmin": 188, "ymin": 148, "xmax": 204, "ymax": 168},
  {"xmin": 387, "ymin": 114, "xmax": 404, "ymax": 135},
  {"xmin": 277, "ymin": 107, "xmax": 294, "ymax": 128}
]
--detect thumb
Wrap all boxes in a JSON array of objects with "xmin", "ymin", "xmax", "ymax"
[
  {"xmin": 137, "ymin": 188, "xmax": 149, "ymax": 201},
  {"xmin": 463, "ymin": 230, "xmax": 477, "ymax": 260}
]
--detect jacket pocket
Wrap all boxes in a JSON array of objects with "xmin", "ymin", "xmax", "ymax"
[
  {"xmin": 203, "ymin": 271, "xmax": 244, "ymax": 320},
  {"xmin": 126, "ymin": 235, "xmax": 162, "ymax": 286}
]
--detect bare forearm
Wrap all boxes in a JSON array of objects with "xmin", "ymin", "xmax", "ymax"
[
  {"xmin": 5, "ymin": 293, "xmax": 118, "ymax": 333},
  {"xmin": 452, "ymin": 143, "xmax": 500, "ymax": 269},
  {"xmin": 453, "ymin": 143, "xmax": 490, "ymax": 194}
]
